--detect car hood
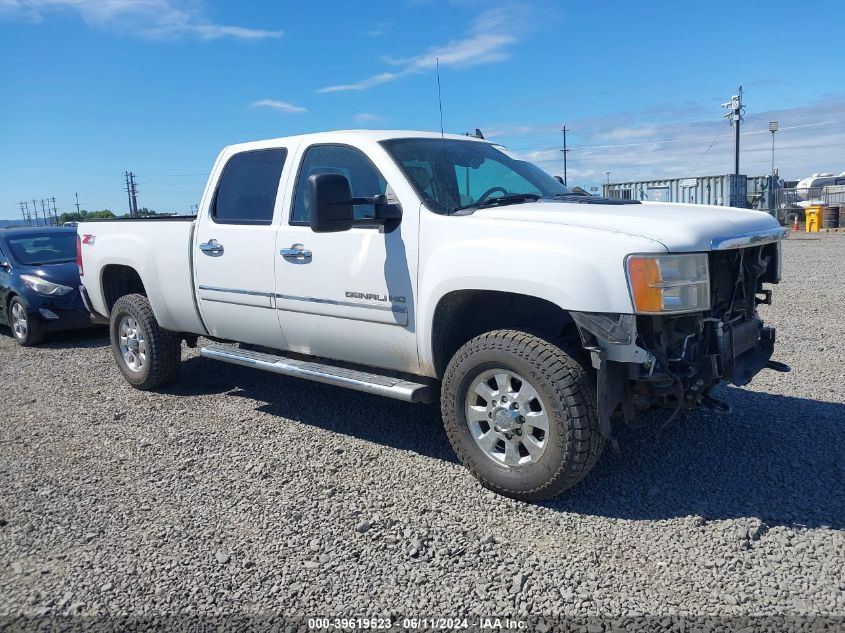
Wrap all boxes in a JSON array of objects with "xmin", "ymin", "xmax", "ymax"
[
  {"xmin": 473, "ymin": 200, "xmax": 783, "ymax": 251},
  {"xmin": 18, "ymin": 261, "xmax": 81, "ymax": 288}
]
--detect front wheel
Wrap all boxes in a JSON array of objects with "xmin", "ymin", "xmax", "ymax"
[
  {"xmin": 9, "ymin": 297, "xmax": 44, "ymax": 347},
  {"xmin": 441, "ymin": 330, "xmax": 603, "ymax": 501},
  {"xmin": 110, "ymin": 294, "xmax": 181, "ymax": 390}
]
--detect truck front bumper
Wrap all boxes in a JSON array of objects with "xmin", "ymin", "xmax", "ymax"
[{"xmin": 572, "ymin": 311, "xmax": 788, "ymax": 438}]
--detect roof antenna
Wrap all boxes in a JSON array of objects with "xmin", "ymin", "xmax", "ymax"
[{"xmin": 436, "ymin": 57, "xmax": 451, "ymax": 215}]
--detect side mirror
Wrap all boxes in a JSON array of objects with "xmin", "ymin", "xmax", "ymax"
[
  {"xmin": 372, "ymin": 194, "xmax": 402, "ymax": 232},
  {"xmin": 308, "ymin": 173, "xmax": 354, "ymax": 233}
]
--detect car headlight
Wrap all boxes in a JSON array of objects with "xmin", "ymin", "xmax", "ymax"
[
  {"xmin": 20, "ymin": 274, "xmax": 73, "ymax": 296},
  {"xmin": 625, "ymin": 253, "xmax": 710, "ymax": 314}
]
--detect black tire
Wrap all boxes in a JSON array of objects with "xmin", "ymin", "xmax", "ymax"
[
  {"xmin": 8, "ymin": 297, "xmax": 45, "ymax": 347},
  {"xmin": 110, "ymin": 293, "xmax": 181, "ymax": 390},
  {"xmin": 441, "ymin": 330, "xmax": 603, "ymax": 501}
]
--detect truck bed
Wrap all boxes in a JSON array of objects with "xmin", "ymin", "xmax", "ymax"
[{"xmin": 78, "ymin": 218, "xmax": 206, "ymax": 335}]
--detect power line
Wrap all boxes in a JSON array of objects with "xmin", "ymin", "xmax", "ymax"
[
  {"xmin": 691, "ymin": 125, "xmax": 729, "ymax": 172},
  {"xmin": 506, "ymin": 119, "xmax": 843, "ymax": 153}
]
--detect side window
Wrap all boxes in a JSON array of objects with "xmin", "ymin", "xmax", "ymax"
[
  {"xmin": 212, "ymin": 148, "xmax": 287, "ymax": 225},
  {"xmin": 291, "ymin": 145, "xmax": 388, "ymax": 224}
]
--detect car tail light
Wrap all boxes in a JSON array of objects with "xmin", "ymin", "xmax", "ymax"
[{"xmin": 76, "ymin": 234, "xmax": 83, "ymax": 276}]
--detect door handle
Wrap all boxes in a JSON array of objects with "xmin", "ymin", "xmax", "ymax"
[
  {"xmin": 280, "ymin": 244, "xmax": 312, "ymax": 260},
  {"xmin": 199, "ymin": 239, "xmax": 224, "ymax": 255}
]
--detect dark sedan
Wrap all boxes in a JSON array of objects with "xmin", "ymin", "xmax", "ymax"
[{"xmin": 0, "ymin": 227, "xmax": 94, "ymax": 346}]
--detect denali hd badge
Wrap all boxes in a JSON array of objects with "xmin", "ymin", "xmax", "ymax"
[{"xmin": 345, "ymin": 291, "xmax": 406, "ymax": 303}]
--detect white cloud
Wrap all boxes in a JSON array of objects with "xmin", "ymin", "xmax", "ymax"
[
  {"xmin": 596, "ymin": 126, "xmax": 660, "ymax": 142},
  {"xmin": 318, "ymin": 7, "xmax": 522, "ymax": 93},
  {"xmin": 485, "ymin": 96, "xmax": 845, "ymax": 188},
  {"xmin": 364, "ymin": 21, "xmax": 390, "ymax": 37},
  {"xmin": 319, "ymin": 72, "xmax": 400, "ymax": 94},
  {"xmin": 0, "ymin": 0, "xmax": 283, "ymax": 40},
  {"xmin": 251, "ymin": 99, "xmax": 307, "ymax": 113},
  {"xmin": 354, "ymin": 112, "xmax": 382, "ymax": 124}
]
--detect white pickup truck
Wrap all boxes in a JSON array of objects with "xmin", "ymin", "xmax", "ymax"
[{"xmin": 77, "ymin": 130, "xmax": 788, "ymax": 501}]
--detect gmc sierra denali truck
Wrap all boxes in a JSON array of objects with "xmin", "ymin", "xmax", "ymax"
[{"xmin": 77, "ymin": 130, "xmax": 788, "ymax": 501}]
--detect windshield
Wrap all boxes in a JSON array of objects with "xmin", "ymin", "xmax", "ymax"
[
  {"xmin": 6, "ymin": 232, "xmax": 76, "ymax": 266},
  {"xmin": 381, "ymin": 138, "xmax": 571, "ymax": 214}
]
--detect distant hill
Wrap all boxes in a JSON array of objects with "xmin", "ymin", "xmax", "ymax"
[{"xmin": 1, "ymin": 219, "xmax": 33, "ymax": 228}]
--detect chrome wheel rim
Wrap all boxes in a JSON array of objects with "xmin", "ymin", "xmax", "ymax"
[
  {"xmin": 11, "ymin": 303, "xmax": 27, "ymax": 340},
  {"xmin": 118, "ymin": 315, "xmax": 147, "ymax": 373},
  {"xmin": 464, "ymin": 368, "xmax": 549, "ymax": 468}
]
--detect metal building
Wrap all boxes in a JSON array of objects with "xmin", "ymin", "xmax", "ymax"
[{"xmin": 603, "ymin": 174, "xmax": 774, "ymax": 210}]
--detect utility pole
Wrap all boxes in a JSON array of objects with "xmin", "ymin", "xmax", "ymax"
[
  {"xmin": 50, "ymin": 197, "xmax": 58, "ymax": 225},
  {"xmin": 130, "ymin": 172, "xmax": 139, "ymax": 218},
  {"xmin": 124, "ymin": 171, "xmax": 139, "ymax": 218},
  {"xmin": 32, "ymin": 199, "xmax": 38, "ymax": 225},
  {"xmin": 19, "ymin": 202, "xmax": 26, "ymax": 224},
  {"xmin": 41, "ymin": 199, "xmax": 48, "ymax": 226},
  {"xmin": 124, "ymin": 172, "xmax": 133, "ymax": 217},
  {"xmin": 75, "ymin": 192, "xmax": 81, "ymax": 214},
  {"xmin": 722, "ymin": 86, "xmax": 744, "ymax": 177},
  {"xmin": 560, "ymin": 125, "xmax": 569, "ymax": 186},
  {"xmin": 23, "ymin": 201, "xmax": 32, "ymax": 224}
]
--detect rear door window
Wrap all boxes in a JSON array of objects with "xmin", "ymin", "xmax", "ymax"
[{"xmin": 212, "ymin": 149, "xmax": 287, "ymax": 225}]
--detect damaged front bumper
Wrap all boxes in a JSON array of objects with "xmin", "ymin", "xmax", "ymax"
[{"xmin": 571, "ymin": 310, "xmax": 789, "ymax": 439}]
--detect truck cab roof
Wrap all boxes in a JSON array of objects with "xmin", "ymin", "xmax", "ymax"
[{"xmin": 223, "ymin": 129, "xmax": 492, "ymax": 154}]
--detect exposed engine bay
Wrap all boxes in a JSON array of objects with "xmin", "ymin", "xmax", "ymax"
[{"xmin": 573, "ymin": 241, "xmax": 788, "ymax": 437}]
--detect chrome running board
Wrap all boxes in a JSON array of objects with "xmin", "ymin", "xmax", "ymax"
[{"xmin": 200, "ymin": 344, "xmax": 434, "ymax": 403}]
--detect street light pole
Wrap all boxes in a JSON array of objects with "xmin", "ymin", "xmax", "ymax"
[
  {"xmin": 769, "ymin": 120, "xmax": 778, "ymax": 178},
  {"xmin": 769, "ymin": 120, "xmax": 779, "ymax": 217}
]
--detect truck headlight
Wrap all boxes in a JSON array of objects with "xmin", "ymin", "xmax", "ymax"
[
  {"xmin": 20, "ymin": 274, "xmax": 73, "ymax": 296},
  {"xmin": 625, "ymin": 254, "xmax": 710, "ymax": 314}
]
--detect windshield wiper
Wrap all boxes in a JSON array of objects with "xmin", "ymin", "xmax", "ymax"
[
  {"xmin": 452, "ymin": 193, "xmax": 541, "ymax": 213},
  {"xmin": 550, "ymin": 192, "xmax": 642, "ymax": 205}
]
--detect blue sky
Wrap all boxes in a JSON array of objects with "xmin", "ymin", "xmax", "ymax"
[{"xmin": 1, "ymin": 0, "xmax": 844, "ymax": 219}]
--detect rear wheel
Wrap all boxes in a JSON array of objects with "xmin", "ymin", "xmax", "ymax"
[
  {"xmin": 9, "ymin": 298, "xmax": 44, "ymax": 347},
  {"xmin": 110, "ymin": 294, "xmax": 181, "ymax": 390},
  {"xmin": 441, "ymin": 330, "xmax": 603, "ymax": 501}
]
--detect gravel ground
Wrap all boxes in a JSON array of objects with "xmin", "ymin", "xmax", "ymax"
[{"xmin": 1, "ymin": 235, "xmax": 843, "ymax": 629}]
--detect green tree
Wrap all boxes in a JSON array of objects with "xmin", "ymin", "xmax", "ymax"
[{"xmin": 58, "ymin": 209, "xmax": 116, "ymax": 225}]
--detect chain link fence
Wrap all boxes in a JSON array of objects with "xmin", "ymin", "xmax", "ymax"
[{"xmin": 772, "ymin": 185, "xmax": 845, "ymax": 223}]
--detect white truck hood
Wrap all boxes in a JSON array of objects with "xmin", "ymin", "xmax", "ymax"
[{"xmin": 474, "ymin": 200, "xmax": 783, "ymax": 252}]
